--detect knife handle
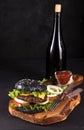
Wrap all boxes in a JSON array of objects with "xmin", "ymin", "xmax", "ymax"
[{"xmin": 66, "ymin": 88, "xmax": 83, "ymax": 98}]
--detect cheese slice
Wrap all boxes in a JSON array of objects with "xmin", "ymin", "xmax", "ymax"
[
  {"xmin": 38, "ymin": 92, "xmax": 45, "ymax": 99},
  {"xmin": 20, "ymin": 93, "xmax": 30, "ymax": 96},
  {"xmin": 20, "ymin": 92, "xmax": 45, "ymax": 99}
]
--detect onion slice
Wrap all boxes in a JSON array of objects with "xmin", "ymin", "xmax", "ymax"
[
  {"xmin": 47, "ymin": 85, "xmax": 63, "ymax": 97},
  {"xmin": 14, "ymin": 97, "xmax": 28, "ymax": 104},
  {"xmin": 38, "ymin": 98, "xmax": 49, "ymax": 105}
]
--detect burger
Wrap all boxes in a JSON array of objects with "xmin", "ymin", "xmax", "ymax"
[{"xmin": 8, "ymin": 79, "xmax": 51, "ymax": 114}]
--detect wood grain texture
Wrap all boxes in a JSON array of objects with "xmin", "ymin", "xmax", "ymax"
[{"xmin": 8, "ymin": 74, "xmax": 83, "ymax": 125}]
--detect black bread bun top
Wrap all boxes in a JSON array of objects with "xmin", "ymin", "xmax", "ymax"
[{"xmin": 15, "ymin": 79, "xmax": 46, "ymax": 92}]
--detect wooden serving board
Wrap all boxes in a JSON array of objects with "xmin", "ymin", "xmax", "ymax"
[{"xmin": 8, "ymin": 74, "xmax": 84, "ymax": 125}]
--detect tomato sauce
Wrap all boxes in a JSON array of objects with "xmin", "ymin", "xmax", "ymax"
[{"xmin": 55, "ymin": 71, "xmax": 72, "ymax": 85}]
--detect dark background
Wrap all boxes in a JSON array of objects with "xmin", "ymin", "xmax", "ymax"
[
  {"xmin": 0, "ymin": 0, "xmax": 84, "ymax": 79},
  {"xmin": 0, "ymin": 0, "xmax": 84, "ymax": 129}
]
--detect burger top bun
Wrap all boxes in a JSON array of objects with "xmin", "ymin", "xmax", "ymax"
[{"xmin": 15, "ymin": 79, "xmax": 47, "ymax": 92}]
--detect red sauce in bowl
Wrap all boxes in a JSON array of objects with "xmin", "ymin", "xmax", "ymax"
[{"xmin": 55, "ymin": 71, "xmax": 72, "ymax": 85}]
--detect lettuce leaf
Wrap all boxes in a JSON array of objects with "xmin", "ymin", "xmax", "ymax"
[
  {"xmin": 8, "ymin": 89, "xmax": 22, "ymax": 99},
  {"xmin": 8, "ymin": 89, "xmax": 49, "ymax": 99},
  {"xmin": 20, "ymin": 101, "xmax": 51, "ymax": 111}
]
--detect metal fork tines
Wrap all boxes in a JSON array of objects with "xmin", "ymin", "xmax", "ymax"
[{"xmin": 48, "ymin": 98, "xmax": 62, "ymax": 111}]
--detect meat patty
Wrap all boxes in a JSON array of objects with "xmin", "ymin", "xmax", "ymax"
[{"xmin": 17, "ymin": 95, "xmax": 47, "ymax": 104}]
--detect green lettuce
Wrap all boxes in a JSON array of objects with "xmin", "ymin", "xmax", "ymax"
[
  {"xmin": 8, "ymin": 89, "xmax": 22, "ymax": 99},
  {"xmin": 8, "ymin": 89, "xmax": 49, "ymax": 99}
]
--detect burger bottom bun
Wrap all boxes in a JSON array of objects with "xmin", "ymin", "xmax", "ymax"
[{"xmin": 8, "ymin": 94, "xmax": 81, "ymax": 125}]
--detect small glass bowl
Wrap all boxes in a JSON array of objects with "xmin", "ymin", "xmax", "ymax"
[{"xmin": 55, "ymin": 70, "xmax": 73, "ymax": 86}]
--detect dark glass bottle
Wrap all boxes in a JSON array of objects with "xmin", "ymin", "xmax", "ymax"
[{"xmin": 46, "ymin": 4, "xmax": 66, "ymax": 79}]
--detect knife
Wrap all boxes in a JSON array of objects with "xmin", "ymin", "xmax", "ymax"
[
  {"xmin": 57, "ymin": 80, "xmax": 83, "ymax": 100},
  {"xmin": 49, "ymin": 88, "xmax": 83, "ymax": 111}
]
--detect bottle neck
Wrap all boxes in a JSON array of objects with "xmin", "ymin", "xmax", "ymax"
[
  {"xmin": 50, "ymin": 12, "xmax": 61, "ymax": 53},
  {"xmin": 54, "ymin": 12, "xmax": 61, "ymax": 35}
]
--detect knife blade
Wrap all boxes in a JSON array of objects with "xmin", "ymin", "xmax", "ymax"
[{"xmin": 49, "ymin": 88, "xmax": 83, "ymax": 111}]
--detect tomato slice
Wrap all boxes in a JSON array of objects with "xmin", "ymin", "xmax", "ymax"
[{"xmin": 13, "ymin": 100, "xmax": 21, "ymax": 107}]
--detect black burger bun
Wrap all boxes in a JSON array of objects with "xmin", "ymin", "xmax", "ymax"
[
  {"xmin": 15, "ymin": 79, "xmax": 47, "ymax": 92},
  {"xmin": 16, "ymin": 106, "xmax": 44, "ymax": 114}
]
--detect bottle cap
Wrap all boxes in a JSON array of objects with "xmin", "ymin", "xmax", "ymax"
[{"xmin": 55, "ymin": 4, "xmax": 61, "ymax": 12}]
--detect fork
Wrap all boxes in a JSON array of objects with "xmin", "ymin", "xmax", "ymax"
[
  {"xmin": 48, "ymin": 94, "xmax": 64, "ymax": 111},
  {"xmin": 48, "ymin": 88, "xmax": 83, "ymax": 111}
]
